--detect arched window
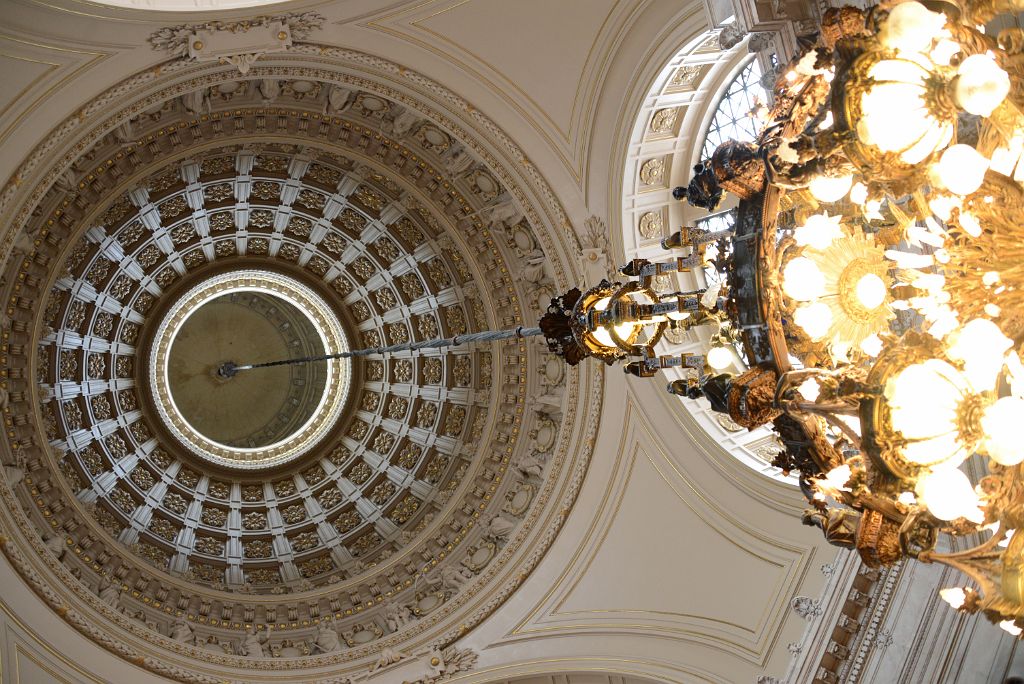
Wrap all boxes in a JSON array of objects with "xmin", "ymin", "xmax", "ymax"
[{"xmin": 700, "ymin": 59, "xmax": 767, "ymax": 159}]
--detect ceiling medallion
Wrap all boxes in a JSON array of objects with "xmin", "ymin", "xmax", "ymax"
[{"xmin": 149, "ymin": 269, "xmax": 350, "ymax": 469}]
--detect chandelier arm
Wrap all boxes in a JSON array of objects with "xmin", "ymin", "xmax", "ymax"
[
  {"xmin": 227, "ymin": 326, "xmax": 543, "ymax": 373},
  {"xmin": 922, "ymin": 532, "xmax": 1008, "ymax": 563}
]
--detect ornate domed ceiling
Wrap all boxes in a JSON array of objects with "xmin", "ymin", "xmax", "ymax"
[{"xmin": 0, "ymin": 39, "xmax": 600, "ymax": 681}]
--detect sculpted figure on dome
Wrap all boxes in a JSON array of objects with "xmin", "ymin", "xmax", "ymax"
[
  {"xmin": 481, "ymin": 193, "xmax": 523, "ymax": 228},
  {"xmin": 515, "ymin": 451, "xmax": 546, "ymax": 480},
  {"xmin": 482, "ymin": 513, "xmax": 515, "ymax": 544},
  {"xmin": 311, "ymin": 622, "xmax": 342, "ymax": 653},
  {"xmin": 439, "ymin": 565, "xmax": 474, "ymax": 591},
  {"xmin": 387, "ymin": 107, "xmax": 420, "ymax": 138},
  {"xmin": 43, "ymin": 532, "xmax": 66, "ymax": 559},
  {"xmin": 239, "ymin": 627, "xmax": 267, "ymax": 657},
  {"xmin": 441, "ymin": 144, "xmax": 474, "ymax": 176},
  {"xmin": 258, "ymin": 78, "xmax": 280, "ymax": 103},
  {"xmin": 384, "ymin": 602, "xmax": 414, "ymax": 632},
  {"xmin": 171, "ymin": 618, "xmax": 195, "ymax": 644},
  {"xmin": 325, "ymin": 85, "xmax": 355, "ymax": 114},
  {"xmin": 521, "ymin": 249, "xmax": 548, "ymax": 285},
  {"xmin": 97, "ymin": 577, "xmax": 122, "ymax": 610},
  {"xmin": 181, "ymin": 88, "xmax": 210, "ymax": 116}
]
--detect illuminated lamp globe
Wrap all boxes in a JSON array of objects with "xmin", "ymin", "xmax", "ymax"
[
  {"xmin": 855, "ymin": 273, "xmax": 887, "ymax": 310},
  {"xmin": 919, "ymin": 467, "xmax": 981, "ymax": 521},
  {"xmin": 934, "ymin": 144, "xmax": 989, "ymax": 196},
  {"xmin": 856, "ymin": 58, "xmax": 954, "ymax": 164},
  {"xmin": 808, "ymin": 174, "xmax": 853, "ymax": 203},
  {"xmin": 878, "ymin": 1, "xmax": 947, "ymax": 54},
  {"xmin": 955, "ymin": 54, "xmax": 1011, "ymax": 117},
  {"xmin": 794, "ymin": 212, "xmax": 844, "ymax": 250},
  {"xmin": 706, "ymin": 346, "xmax": 733, "ymax": 370},
  {"xmin": 590, "ymin": 296, "xmax": 638, "ymax": 350},
  {"xmin": 946, "ymin": 318, "xmax": 1012, "ymax": 391},
  {"xmin": 886, "ymin": 360, "xmax": 971, "ymax": 467},
  {"xmin": 793, "ymin": 302, "xmax": 833, "ymax": 340},
  {"xmin": 940, "ymin": 587, "xmax": 967, "ymax": 609},
  {"xmin": 782, "ymin": 257, "xmax": 826, "ymax": 301},
  {"xmin": 981, "ymin": 396, "xmax": 1024, "ymax": 466}
]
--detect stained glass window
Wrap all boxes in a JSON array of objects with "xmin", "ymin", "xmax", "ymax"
[{"xmin": 700, "ymin": 59, "xmax": 767, "ymax": 160}]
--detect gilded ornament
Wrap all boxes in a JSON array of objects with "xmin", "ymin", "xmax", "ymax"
[
  {"xmin": 638, "ymin": 211, "xmax": 663, "ymax": 239},
  {"xmin": 242, "ymin": 511, "xmax": 267, "ymax": 530},
  {"xmin": 317, "ymin": 486, "xmax": 342, "ymax": 509},
  {"xmin": 639, "ymin": 158, "xmax": 665, "ymax": 185},
  {"xmin": 281, "ymin": 504, "xmax": 307, "ymax": 524},
  {"xmin": 201, "ymin": 507, "xmax": 228, "ymax": 527},
  {"xmin": 422, "ymin": 358, "xmax": 442, "ymax": 385},
  {"xmin": 650, "ymin": 107, "xmax": 678, "ymax": 134}
]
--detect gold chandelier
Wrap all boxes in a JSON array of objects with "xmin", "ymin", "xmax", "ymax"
[{"xmin": 654, "ymin": 0, "xmax": 1024, "ymax": 637}]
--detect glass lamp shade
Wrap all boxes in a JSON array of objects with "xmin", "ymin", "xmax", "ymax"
[
  {"xmin": 706, "ymin": 345, "xmax": 733, "ymax": 370},
  {"xmin": 955, "ymin": 54, "xmax": 1011, "ymax": 117},
  {"xmin": 878, "ymin": 1, "xmax": 948, "ymax": 54},
  {"xmin": 981, "ymin": 397, "xmax": 1024, "ymax": 466},
  {"xmin": 793, "ymin": 302, "xmax": 834, "ymax": 340},
  {"xmin": 590, "ymin": 296, "xmax": 640, "ymax": 350},
  {"xmin": 918, "ymin": 466, "xmax": 982, "ymax": 521},
  {"xmin": 808, "ymin": 174, "xmax": 853, "ymax": 203},
  {"xmin": 933, "ymin": 144, "xmax": 989, "ymax": 197},
  {"xmin": 885, "ymin": 359, "xmax": 973, "ymax": 467},
  {"xmin": 782, "ymin": 257, "xmax": 826, "ymax": 301},
  {"xmin": 795, "ymin": 213, "xmax": 845, "ymax": 250},
  {"xmin": 945, "ymin": 319, "xmax": 1012, "ymax": 392},
  {"xmin": 855, "ymin": 273, "xmax": 887, "ymax": 310},
  {"xmin": 854, "ymin": 56, "xmax": 954, "ymax": 165}
]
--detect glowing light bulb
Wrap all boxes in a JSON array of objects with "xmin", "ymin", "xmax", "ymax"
[
  {"xmin": 706, "ymin": 346, "xmax": 732, "ymax": 370},
  {"xmin": 955, "ymin": 53, "xmax": 1010, "ymax": 116},
  {"xmin": 860, "ymin": 333, "xmax": 884, "ymax": 357},
  {"xmin": 794, "ymin": 212, "xmax": 844, "ymax": 250},
  {"xmin": 855, "ymin": 273, "xmax": 887, "ymax": 310},
  {"xmin": 819, "ymin": 464, "xmax": 852, "ymax": 493},
  {"xmin": 797, "ymin": 378, "xmax": 820, "ymax": 401},
  {"xmin": 782, "ymin": 257, "xmax": 826, "ymax": 301},
  {"xmin": 879, "ymin": 1, "xmax": 947, "ymax": 53},
  {"xmin": 934, "ymin": 144, "xmax": 989, "ymax": 196},
  {"xmin": 982, "ymin": 397, "xmax": 1024, "ymax": 465},
  {"xmin": 919, "ymin": 467, "xmax": 982, "ymax": 521},
  {"xmin": 898, "ymin": 491, "xmax": 917, "ymax": 506},
  {"xmin": 958, "ymin": 211, "xmax": 983, "ymax": 238},
  {"xmin": 808, "ymin": 174, "xmax": 853, "ymax": 203},
  {"xmin": 1001, "ymin": 620, "xmax": 1023, "ymax": 636},
  {"xmin": 939, "ymin": 587, "xmax": 967, "ymax": 609},
  {"xmin": 793, "ymin": 302, "xmax": 833, "ymax": 340},
  {"xmin": 850, "ymin": 182, "xmax": 868, "ymax": 205},
  {"xmin": 930, "ymin": 38, "xmax": 961, "ymax": 66},
  {"xmin": 946, "ymin": 318, "xmax": 1012, "ymax": 391}
]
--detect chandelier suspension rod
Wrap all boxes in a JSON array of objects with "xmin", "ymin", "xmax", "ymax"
[{"xmin": 217, "ymin": 326, "xmax": 543, "ymax": 377}]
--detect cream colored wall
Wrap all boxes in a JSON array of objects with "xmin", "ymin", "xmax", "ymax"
[{"xmin": 0, "ymin": 1, "xmax": 838, "ymax": 682}]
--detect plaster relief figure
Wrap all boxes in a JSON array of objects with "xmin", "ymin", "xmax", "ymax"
[
  {"xmin": 311, "ymin": 622, "xmax": 342, "ymax": 653},
  {"xmin": 240, "ymin": 627, "xmax": 267, "ymax": 657},
  {"xmin": 325, "ymin": 85, "xmax": 355, "ymax": 114},
  {"xmin": 98, "ymin": 578, "xmax": 122, "ymax": 611},
  {"xmin": 171, "ymin": 618, "xmax": 195, "ymax": 644}
]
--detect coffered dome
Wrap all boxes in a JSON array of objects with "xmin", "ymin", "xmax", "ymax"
[{"xmin": 0, "ymin": 42, "xmax": 599, "ymax": 680}]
